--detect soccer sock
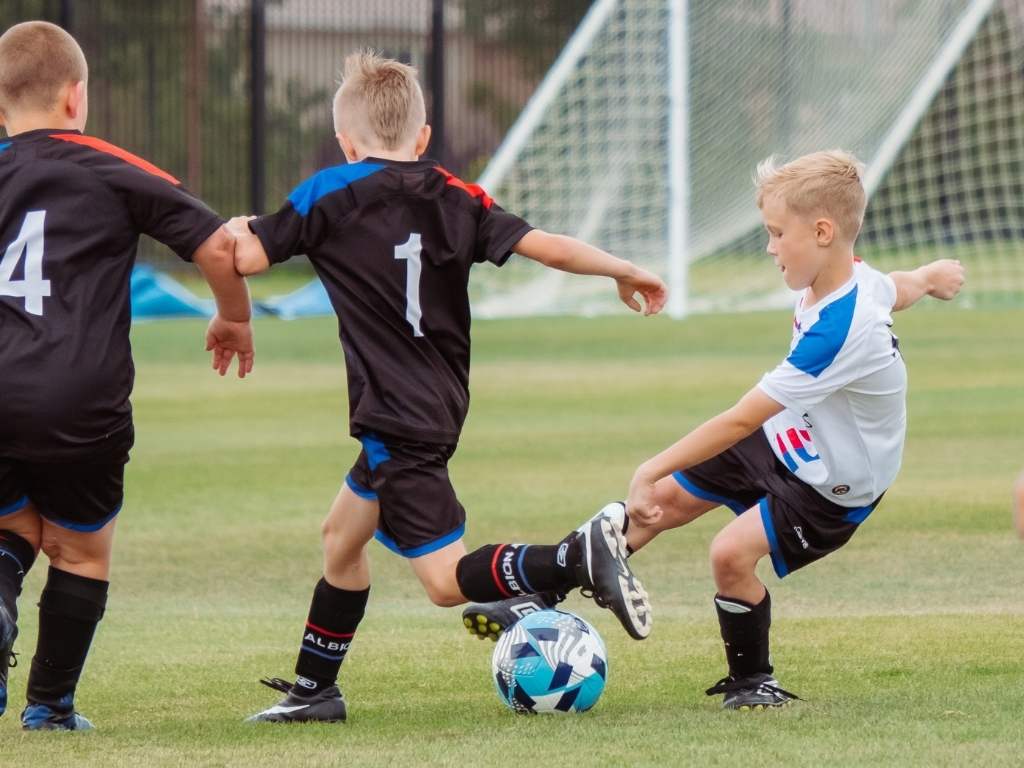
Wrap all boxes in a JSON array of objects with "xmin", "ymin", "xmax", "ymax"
[
  {"xmin": 26, "ymin": 567, "xmax": 108, "ymax": 710},
  {"xmin": 714, "ymin": 590, "xmax": 773, "ymax": 679},
  {"xmin": 0, "ymin": 531, "xmax": 37, "ymax": 620},
  {"xmin": 293, "ymin": 578, "xmax": 369, "ymax": 697},
  {"xmin": 455, "ymin": 535, "xmax": 581, "ymax": 602}
]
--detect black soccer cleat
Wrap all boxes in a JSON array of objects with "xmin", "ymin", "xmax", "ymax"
[
  {"xmin": 246, "ymin": 677, "xmax": 347, "ymax": 723},
  {"xmin": 462, "ymin": 591, "xmax": 565, "ymax": 641},
  {"xmin": 575, "ymin": 502, "xmax": 652, "ymax": 640},
  {"xmin": 705, "ymin": 673, "xmax": 801, "ymax": 710},
  {"xmin": 21, "ymin": 694, "xmax": 94, "ymax": 731},
  {"xmin": 0, "ymin": 600, "xmax": 18, "ymax": 718}
]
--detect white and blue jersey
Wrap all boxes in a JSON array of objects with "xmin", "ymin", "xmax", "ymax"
[{"xmin": 758, "ymin": 261, "xmax": 906, "ymax": 508}]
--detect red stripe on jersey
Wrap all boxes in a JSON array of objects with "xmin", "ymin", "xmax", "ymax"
[
  {"xmin": 854, "ymin": 255, "xmax": 863, "ymax": 263},
  {"xmin": 50, "ymin": 133, "xmax": 180, "ymax": 185},
  {"xmin": 435, "ymin": 166, "xmax": 493, "ymax": 209}
]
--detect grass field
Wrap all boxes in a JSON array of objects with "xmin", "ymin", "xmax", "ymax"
[{"xmin": 4, "ymin": 306, "xmax": 1023, "ymax": 767}]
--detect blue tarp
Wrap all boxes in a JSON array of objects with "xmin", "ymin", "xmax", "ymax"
[
  {"xmin": 129, "ymin": 267, "xmax": 331, "ymax": 321},
  {"xmin": 130, "ymin": 265, "xmax": 213, "ymax": 319},
  {"xmin": 257, "ymin": 278, "xmax": 332, "ymax": 320}
]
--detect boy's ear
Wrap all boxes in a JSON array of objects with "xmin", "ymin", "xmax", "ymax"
[
  {"xmin": 65, "ymin": 80, "xmax": 87, "ymax": 123},
  {"xmin": 815, "ymin": 217, "xmax": 835, "ymax": 247},
  {"xmin": 414, "ymin": 124, "xmax": 431, "ymax": 158},
  {"xmin": 336, "ymin": 132, "xmax": 359, "ymax": 163}
]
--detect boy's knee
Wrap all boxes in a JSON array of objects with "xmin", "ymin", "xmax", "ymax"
[{"xmin": 709, "ymin": 532, "xmax": 755, "ymax": 581}]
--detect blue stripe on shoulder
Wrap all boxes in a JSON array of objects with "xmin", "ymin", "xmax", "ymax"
[
  {"xmin": 0, "ymin": 142, "xmax": 11, "ymax": 154},
  {"xmin": 287, "ymin": 161, "xmax": 385, "ymax": 216},
  {"xmin": 786, "ymin": 284, "xmax": 858, "ymax": 378}
]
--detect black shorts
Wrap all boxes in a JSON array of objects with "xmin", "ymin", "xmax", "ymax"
[
  {"xmin": 674, "ymin": 430, "xmax": 883, "ymax": 578},
  {"xmin": 0, "ymin": 428, "xmax": 133, "ymax": 532},
  {"xmin": 345, "ymin": 432, "xmax": 465, "ymax": 558}
]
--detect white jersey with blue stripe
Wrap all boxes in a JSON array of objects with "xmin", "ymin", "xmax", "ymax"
[{"xmin": 757, "ymin": 261, "xmax": 907, "ymax": 508}]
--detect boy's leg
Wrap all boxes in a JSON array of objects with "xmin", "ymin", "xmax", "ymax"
[
  {"xmin": 0, "ymin": 502, "xmax": 42, "ymax": 718},
  {"xmin": 704, "ymin": 505, "xmax": 797, "ymax": 709},
  {"xmin": 248, "ymin": 483, "xmax": 376, "ymax": 724},
  {"xmin": 23, "ymin": 518, "xmax": 115, "ymax": 730},
  {"xmin": 462, "ymin": 476, "xmax": 718, "ymax": 640}
]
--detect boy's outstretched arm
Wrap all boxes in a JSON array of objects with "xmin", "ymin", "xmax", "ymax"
[
  {"xmin": 193, "ymin": 225, "xmax": 254, "ymax": 378},
  {"xmin": 627, "ymin": 388, "xmax": 784, "ymax": 525},
  {"xmin": 889, "ymin": 258, "xmax": 965, "ymax": 311},
  {"xmin": 513, "ymin": 229, "xmax": 668, "ymax": 315},
  {"xmin": 226, "ymin": 215, "xmax": 271, "ymax": 276}
]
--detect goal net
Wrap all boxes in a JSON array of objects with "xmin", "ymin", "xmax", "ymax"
[{"xmin": 471, "ymin": 0, "xmax": 1020, "ymax": 316}]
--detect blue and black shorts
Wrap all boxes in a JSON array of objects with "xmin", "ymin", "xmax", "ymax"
[
  {"xmin": 674, "ymin": 430, "xmax": 883, "ymax": 578},
  {"xmin": 345, "ymin": 432, "xmax": 466, "ymax": 558},
  {"xmin": 0, "ymin": 427, "xmax": 132, "ymax": 532}
]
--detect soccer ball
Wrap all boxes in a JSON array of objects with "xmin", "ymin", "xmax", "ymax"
[{"xmin": 491, "ymin": 609, "xmax": 608, "ymax": 714}]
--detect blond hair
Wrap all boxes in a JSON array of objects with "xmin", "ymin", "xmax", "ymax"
[
  {"xmin": 755, "ymin": 150, "xmax": 867, "ymax": 243},
  {"xmin": 0, "ymin": 21, "xmax": 87, "ymax": 118},
  {"xmin": 333, "ymin": 50, "xmax": 425, "ymax": 150}
]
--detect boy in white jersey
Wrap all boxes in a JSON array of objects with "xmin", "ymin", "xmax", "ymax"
[
  {"xmin": 620, "ymin": 149, "xmax": 964, "ymax": 707},
  {"xmin": 462, "ymin": 149, "xmax": 964, "ymax": 709}
]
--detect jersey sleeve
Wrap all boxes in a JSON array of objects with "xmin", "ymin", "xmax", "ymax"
[
  {"xmin": 248, "ymin": 200, "xmax": 330, "ymax": 265},
  {"xmin": 758, "ymin": 297, "xmax": 870, "ymax": 412},
  {"xmin": 859, "ymin": 260, "xmax": 898, "ymax": 310},
  {"xmin": 475, "ymin": 202, "xmax": 533, "ymax": 266},
  {"xmin": 101, "ymin": 161, "xmax": 223, "ymax": 261}
]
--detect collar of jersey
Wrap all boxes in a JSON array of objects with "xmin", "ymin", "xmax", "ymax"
[
  {"xmin": 362, "ymin": 156, "xmax": 438, "ymax": 170},
  {"xmin": 6, "ymin": 127, "xmax": 83, "ymax": 141},
  {"xmin": 798, "ymin": 267, "xmax": 858, "ymax": 317}
]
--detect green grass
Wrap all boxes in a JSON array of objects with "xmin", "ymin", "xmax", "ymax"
[{"xmin": 5, "ymin": 307, "xmax": 1023, "ymax": 767}]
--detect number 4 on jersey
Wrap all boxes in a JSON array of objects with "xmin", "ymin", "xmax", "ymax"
[{"xmin": 0, "ymin": 210, "xmax": 50, "ymax": 316}]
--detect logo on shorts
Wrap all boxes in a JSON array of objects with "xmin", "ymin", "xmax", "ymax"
[
  {"xmin": 793, "ymin": 526, "xmax": 810, "ymax": 550},
  {"xmin": 832, "ymin": 484, "xmax": 850, "ymax": 496}
]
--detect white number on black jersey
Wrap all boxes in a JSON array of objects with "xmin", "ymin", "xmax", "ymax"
[
  {"xmin": 394, "ymin": 233, "xmax": 424, "ymax": 337},
  {"xmin": 0, "ymin": 210, "xmax": 51, "ymax": 316}
]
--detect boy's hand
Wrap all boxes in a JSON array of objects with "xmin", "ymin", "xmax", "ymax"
[
  {"xmin": 627, "ymin": 468, "xmax": 663, "ymax": 527},
  {"xmin": 617, "ymin": 266, "xmax": 668, "ymax": 316},
  {"xmin": 227, "ymin": 215, "xmax": 271, "ymax": 276},
  {"xmin": 925, "ymin": 258, "xmax": 965, "ymax": 300},
  {"xmin": 206, "ymin": 314, "xmax": 254, "ymax": 378}
]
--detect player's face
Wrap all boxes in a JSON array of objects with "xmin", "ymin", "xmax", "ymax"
[{"xmin": 761, "ymin": 195, "xmax": 824, "ymax": 291}]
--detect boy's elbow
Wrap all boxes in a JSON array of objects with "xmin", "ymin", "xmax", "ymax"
[{"xmin": 194, "ymin": 226, "xmax": 235, "ymax": 269}]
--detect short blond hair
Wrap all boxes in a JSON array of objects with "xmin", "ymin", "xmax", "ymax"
[
  {"xmin": 0, "ymin": 21, "xmax": 87, "ymax": 118},
  {"xmin": 333, "ymin": 50, "xmax": 425, "ymax": 150},
  {"xmin": 755, "ymin": 150, "xmax": 867, "ymax": 243}
]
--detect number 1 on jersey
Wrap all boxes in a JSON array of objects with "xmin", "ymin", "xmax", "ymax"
[
  {"xmin": 394, "ymin": 233, "xmax": 424, "ymax": 337},
  {"xmin": 0, "ymin": 210, "xmax": 50, "ymax": 316}
]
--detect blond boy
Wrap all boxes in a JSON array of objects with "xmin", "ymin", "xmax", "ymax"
[
  {"xmin": 0, "ymin": 21, "xmax": 253, "ymax": 730},
  {"xmin": 471, "ymin": 150, "xmax": 965, "ymax": 709},
  {"xmin": 230, "ymin": 51, "xmax": 665, "ymax": 722}
]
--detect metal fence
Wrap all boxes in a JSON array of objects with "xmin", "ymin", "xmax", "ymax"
[{"xmin": 1, "ymin": 0, "xmax": 590, "ymax": 267}]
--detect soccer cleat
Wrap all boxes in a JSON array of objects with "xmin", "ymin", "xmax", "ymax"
[
  {"xmin": 245, "ymin": 677, "xmax": 347, "ymax": 723},
  {"xmin": 462, "ymin": 591, "xmax": 565, "ymax": 641},
  {"xmin": 0, "ymin": 601, "xmax": 15, "ymax": 717},
  {"xmin": 575, "ymin": 502, "xmax": 652, "ymax": 640},
  {"xmin": 705, "ymin": 673, "xmax": 801, "ymax": 710},
  {"xmin": 21, "ymin": 694, "xmax": 94, "ymax": 731}
]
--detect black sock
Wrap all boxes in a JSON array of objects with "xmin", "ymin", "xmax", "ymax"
[
  {"xmin": 714, "ymin": 590, "xmax": 772, "ymax": 679},
  {"xmin": 26, "ymin": 567, "xmax": 108, "ymax": 710},
  {"xmin": 0, "ymin": 531, "xmax": 37, "ymax": 620},
  {"xmin": 293, "ymin": 578, "xmax": 369, "ymax": 697},
  {"xmin": 455, "ymin": 535, "xmax": 581, "ymax": 602}
]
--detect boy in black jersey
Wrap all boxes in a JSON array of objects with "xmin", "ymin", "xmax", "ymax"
[
  {"xmin": 232, "ymin": 51, "xmax": 666, "ymax": 723},
  {"xmin": 0, "ymin": 22, "xmax": 254, "ymax": 730}
]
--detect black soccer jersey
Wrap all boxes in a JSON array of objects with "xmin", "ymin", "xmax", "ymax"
[
  {"xmin": 250, "ymin": 158, "xmax": 532, "ymax": 444},
  {"xmin": 0, "ymin": 128, "xmax": 223, "ymax": 460}
]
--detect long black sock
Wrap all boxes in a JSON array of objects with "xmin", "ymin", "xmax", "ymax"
[
  {"xmin": 455, "ymin": 535, "xmax": 581, "ymax": 602},
  {"xmin": 26, "ymin": 567, "xmax": 108, "ymax": 710},
  {"xmin": 714, "ymin": 590, "xmax": 772, "ymax": 679},
  {"xmin": 293, "ymin": 578, "xmax": 369, "ymax": 697},
  {"xmin": 0, "ymin": 531, "xmax": 37, "ymax": 621}
]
